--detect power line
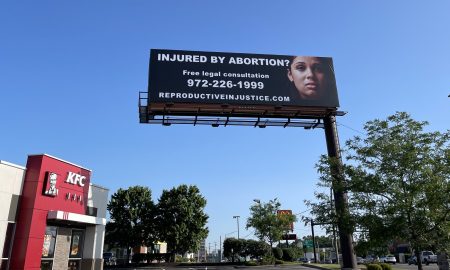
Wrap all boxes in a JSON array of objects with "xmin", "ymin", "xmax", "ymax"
[
  {"xmin": 243, "ymin": 231, "xmax": 255, "ymax": 239},
  {"xmin": 337, "ymin": 122, "xmax": 366, "ymax": 136},
  {"xmin": 294, "ymin": 208, "xmax": 311, "ymax": 216}
]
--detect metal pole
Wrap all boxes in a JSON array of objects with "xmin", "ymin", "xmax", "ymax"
[
  {"xmin": 233, "ymin": 216, "xmax": 240, "ymax": 239},
  {"xmin": 219, "ymin": 235, "xmax": 222, "ymax": 262},
  {"xmin": 214, "ymin": 242, "xmax": 217, "ymax": 262},
  {"xmin": 237, "ymin": 217, "xmax": 239, "ymax": 239},
  {"xmin": 311, "ymin": 220, "xmax": 317, "ymax": 263},
  {"xmin": 331, "ymin": 187, "xmax": 340, "ymax": 264},
  {"xmin": 324, "ymin": 114, "xmax": 356, "ymax": 270}
]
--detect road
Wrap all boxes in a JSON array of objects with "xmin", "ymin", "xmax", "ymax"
[
  {"xmin": 109, "ymin": 264, "xmax": 314, "ymax": 270},
  {"xmin": 393, "ymin": 264, "xmax": 439, "ymax": 270},
  {"xmin": 108, "ymin": 263, "xmax": 441, "ymax": 270}
]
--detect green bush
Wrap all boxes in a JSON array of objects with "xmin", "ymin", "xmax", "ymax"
[
  {"xmin": 379, "ymin": 263, "xmax": 393, "ymax": 270},
  {"xmin": 244, "ymin": 240, "xmax": 271, "ymax": 260},
  {"xmin": 245, "ymin": 261, "xmax": 258, "ymax": 266},
  {"xmin": 366, "ymin": 264, "xmax": 383, "ymax": 270},
  {"xmin": 175, "ymin": 255, "xmax": 191, "ymax": 262},
  {"xmin": 261, "ymin": 254, "xmax": 275, "ymax": 265},
  {"xmin": 275, "ymin": 259, "xmax": 284, "ymax": 264},
  {"xmin": 223, "ymin": 238, "xmax": 245, "ymax": 262},
  {"xmin": 282, "ymin": 248, "xmax": 296, "ymax": 261},
  {"xmin": 290, "ymin": 246, "xmax": 304, "ymax": 259},
  {"xmin": 272, "ymin": 247, "xmax": 283, "ymax": 260}
]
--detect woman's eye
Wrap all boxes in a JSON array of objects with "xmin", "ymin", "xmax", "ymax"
[
  {"xmin": 295, "ymin": 65, "xmax": 306, "ymax": 71},
  {"xmin": 312, "ymin": 64, "xmax": 324, "ymax": 73}
]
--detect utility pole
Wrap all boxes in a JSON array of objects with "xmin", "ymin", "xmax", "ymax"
[
  {"xmin": 219, "ymin": 235, "xmax": 222, "ymax": 262},
  {"xmin": 208, "ymin": 242, "xmax": 211, "ymax": 262},
  {"xmin": 214, "ymin": 242, "xmax": 217, "ymax": 262},
  {"xmin": 233, "ymin": 216, "xmax": 240, "ymax": 239},
  {"xmin": 311, "ymin": 220, "xmax": 317, "ymax": 263},
  {"xmin": 324, "ymin": 114, "xmax": 357, "ymax": 269}
]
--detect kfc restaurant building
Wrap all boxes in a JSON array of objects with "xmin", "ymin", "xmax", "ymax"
[{"xmin": 0, "ymin": 154, "xmax": 108, "ymax": 270}]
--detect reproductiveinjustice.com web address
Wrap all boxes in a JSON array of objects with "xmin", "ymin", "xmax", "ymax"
[{"xmin": 158, "ymin": 92, "xmax": 291, "ymax": 103}]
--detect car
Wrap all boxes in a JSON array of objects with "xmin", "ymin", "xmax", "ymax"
[
  {"xmin": 408, "ymin": 251, "xmax": 437, "ymax": 265},
  {"xmin": 408, "ymin": 256, "xmax": 417, "ymax": 265},
  {"xmin": 365, "ymin": 255, "xmax": 379, "ymax": 263},
  {"xmin": 380, "ymin": 255, "xmax": 396, "ymax": 264},
  {"xmin": 103, "ymin": 252, "xmax": 117, "ymax": 266},
  {"xmin": 356, "ymin": 257, "xmax": 366, "ymax": 264},
  {"xmin": 420, "ymin": 251, "xmax": 437, "ymax": 265},
  {"xmin": 298, "ymin": 257, "xmax": 311, "ymax": 263}
]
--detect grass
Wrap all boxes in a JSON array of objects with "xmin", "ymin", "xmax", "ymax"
[
  {"xmin": 309, "ymin": 263, "xmax": 343, "ymax": 269},
  {"xmin": 309, "ymin": 263, "xmax": 402, "ymax": 270}
]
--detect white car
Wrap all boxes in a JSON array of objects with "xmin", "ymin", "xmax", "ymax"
[
  {"xmin": 365, "ymin": 255, "xmax": 379, "ymax": 263},
  {"xmin": 380, "ymin": 255, "xmax": 396, "ymax": 264}
]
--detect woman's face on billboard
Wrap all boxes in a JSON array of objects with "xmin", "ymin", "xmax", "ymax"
[{"xmin": 288, "ymin": 56, "xmax": 326, "ymax": 99}]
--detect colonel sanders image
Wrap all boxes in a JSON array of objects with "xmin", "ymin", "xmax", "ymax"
[{"xmin": 45, "ymin": 172, "xmax": 58, "ymax": 196}]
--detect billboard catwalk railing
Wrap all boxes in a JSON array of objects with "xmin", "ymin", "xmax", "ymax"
[{"xmin": 139, "ymin": 92, "xmax": 345, "ymax": 128}]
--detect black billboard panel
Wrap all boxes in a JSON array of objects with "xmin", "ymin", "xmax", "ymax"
[
  {"xmin": 282, "ymin": 234, "xmax": 297, "ymax": 240},
  {"xmin": 148, "ymin": 49, "xmax": 339, "ymax": 109}
]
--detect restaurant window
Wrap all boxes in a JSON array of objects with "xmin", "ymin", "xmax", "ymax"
[
  {"xmin": 68, "ymin": 230, "xmax": 84, "ymax": 270},
  {"xmin": 41, "ymin": 226, "xmax": 57, "ymax": 269},
  {"xmin": 69, "ymin": 230, "xmax": 84, "ymax": 258}
]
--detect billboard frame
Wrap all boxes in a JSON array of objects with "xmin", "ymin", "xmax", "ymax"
[{"xmin": 139, "ymin": 92, "xmax": 345, "ymax": 128}]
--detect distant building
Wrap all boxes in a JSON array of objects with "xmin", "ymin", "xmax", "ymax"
[{"xmin": 195, "ymin": 239, "xmax": 207, "ymax": 262}]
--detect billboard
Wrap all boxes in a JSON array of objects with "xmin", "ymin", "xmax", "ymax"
[
  {"xmin": 277, "ymin": 209, "xmax": 294, "ymax": 232},
  {"xmin": 282, "ymin": 234, "xmax": 297, "ymax": 241},
  {"xmin": 148, "ymin": 49, "xmax": 339, "ymax": 109}
]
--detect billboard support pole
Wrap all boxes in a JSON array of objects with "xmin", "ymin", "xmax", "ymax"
[{"xmin": 323, "ymin": 114, "xmax": 357, "ymax": 270}]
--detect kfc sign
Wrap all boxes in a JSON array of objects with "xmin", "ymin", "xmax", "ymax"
[
  {"xmin": 43, "ymin": 172, "xmax": 59, "ymax": 197},
  {"xmin": 65, "ymin": 172, "xmax": 86, "ymax": 187}
]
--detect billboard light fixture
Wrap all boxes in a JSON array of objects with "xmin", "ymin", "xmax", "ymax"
[
  {"xmin": 146, "ymin": 114, "xmax": 325, "ymax": 128},
  {"xmin": 212, "ymin": 119, "xmax": 220, "ymax": 127}
]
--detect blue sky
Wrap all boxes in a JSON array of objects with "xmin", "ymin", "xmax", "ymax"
[{"xmin": 1, "ymin": 1, "xmax": 449, "ymax": 252}]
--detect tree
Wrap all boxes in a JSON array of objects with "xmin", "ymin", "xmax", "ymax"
[
  {"xmin": 243, "ymin": 239, "xmax": 270, "ymax": 261},
  {"xmin": 308, "ymin": 112, "xmax": 450, "ymax": 270},
  {"xmin": 223, "ymin": 238, "xmax": 245, "ymax": 262},
  {"xmin": 155, "ymin": 184, "xmax": 209, "ymax": 261},
  {"xmin": 106, "ymin": 186, "xmax": 155, "ymax": 265},
  {"xmin": 246, "ymin": 198, "xmax": 297, "ymax": 247}
]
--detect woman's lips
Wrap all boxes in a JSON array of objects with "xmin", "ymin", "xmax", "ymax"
[{"xmin": 305, "ymin": 82, "xmax": 318, "ymax": 90}]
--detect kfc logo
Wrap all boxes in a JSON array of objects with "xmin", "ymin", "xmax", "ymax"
[
  {"xmin": 65, "ymin": 172, "xmax": 86, "ymax": 187},
  {"xmin": 43, "ymin": 172, "xmax": 59, "ymax": 197}
]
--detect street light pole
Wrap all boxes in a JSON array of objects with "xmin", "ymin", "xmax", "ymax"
[
  {"xmin": 219, "ymin": 235, "xmax": 222, "ymax": 262},
  {"xmin": 233, "ymin": 216, "xmax": 240, "ymax": 239}
]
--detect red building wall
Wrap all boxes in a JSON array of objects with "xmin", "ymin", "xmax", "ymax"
[{"xmin": 10, "ymin": 155, "xmax": 91, "ymax": 270}]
